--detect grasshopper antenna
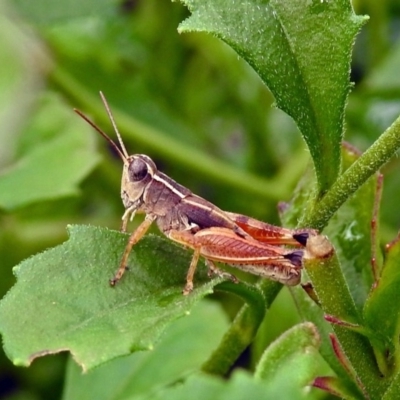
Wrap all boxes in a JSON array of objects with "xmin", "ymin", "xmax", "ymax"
[
  {"xmin": 99, "ymin": 91, "xmax": 130, "ymax": 159},
  {"xmin": 74, "ymin": 93, "xmax": 128, "ymax": 162}
]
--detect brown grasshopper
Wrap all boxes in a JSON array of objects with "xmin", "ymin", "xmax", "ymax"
[{"xmin": 75, "ymin": 92, "xmax": 315, "ymax": 295}]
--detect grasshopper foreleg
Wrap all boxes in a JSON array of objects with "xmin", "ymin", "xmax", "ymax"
[{"xmin": 110, "ymin": 214, "xmax": 156, "ymax": 286}]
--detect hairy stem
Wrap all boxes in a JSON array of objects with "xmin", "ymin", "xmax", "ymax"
[{"xmin": 302, "ymin": 114, "xmax": 400, "ymax": 230}]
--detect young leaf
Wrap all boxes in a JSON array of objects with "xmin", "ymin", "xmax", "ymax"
[
  {"xmin": 0, "ymin": 225, "xmax": 221, "ymax": 371},
  {"xmin": 313, "ymin": 375, "xmax": 365, "ymax": 399},
  {"xmin": 364, "ymin": 235, "xmax": 400, "ymax": 365},
  {"xmin": 201, "ymin": 280, "xmax": 271, "ymax": 375},
  {"xmin": 324, "ymin": 145, "xmax": 381, "ymax": 310},
  {"xmin": 382, "ymin": 369, "xmax": 400, "ymax": 400},
  {"xmin": 178, "ymin": 0, "xmax": 367, "ymax": 194},
  {"xmin": 254, "ymin": 322, "xmax": 321, "ymax": 389}
]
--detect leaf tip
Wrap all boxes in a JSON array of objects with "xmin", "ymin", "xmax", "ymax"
[{"xmin": 12, "ymin": 358, "xmax": 31, "ymax": 368}]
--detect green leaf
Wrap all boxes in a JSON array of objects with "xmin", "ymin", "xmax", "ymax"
[
  {"xmin": 364, "ymin": 236, "xmax": 400, "ymax": 364},
  {"xmin": 0, "ymin": 95, "xmax": 99, "ymax": 210},
  {"xmin": 135, "ymin": 369, "xmax": 312, "ymax": 400},
  {"xmin": 382, "ymin": 369, "xmax": 400, "ymax": 400},
  {"xmin": 313, "ymin": 376, "xmax": 365, "ymax": 399},
  {"xmin": 285, "ymin": 147, "xmax": 388, "ymax": 397},
  {"xmin": 365, "ymin": 40, "xmax": 400, "ymax": 94},
  {"xmin": 178, "ymin": 0, "xmax": 367, "ymax": 194},
  {"xmin": 303, "ymin": 232, "xmax": 387, "ymax": 397},
  {"xmin": 62, "ymin": 301, "xmax": 229, "ymax": 400},
  {"xmin": 255, "ymin": 322, "xmax": 321, "ymax": 389},
  {"xmin": 281, "ymin": 151, "xmax": 363, "ymax": 383},
  {"xmin": 290, "ymin": 286, "xmax": 354, "ymax": 386},
  {"xmin": 144, "ymin": 372, "xmax": 269, "ymax": 400},
  {"xmin": 324, "ymin": 145, "xmax": 381, "ymax": 310},
  {"xmin": 0, "ymin": 225, "xmax": 221, "ymax": 371},
  {"xmin": 280, "ymin": 168, "xmax": 353, "ymax": 382},
  {"xmin": 202, "ymin": 280, "xmax": 271, "ymax": 375},
  {"xmin": 12, "ymin": 0, "xmax": 115, "ymax": 25},
  {"xmin": 0, "ymin": 5, "xmax": 48, "ymax": 168}
]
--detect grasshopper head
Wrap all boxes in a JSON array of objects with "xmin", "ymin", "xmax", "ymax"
[
  {"xmin": 121, "ymin": 154, "xmax": 157, "ymax": 210},
  {"xmin": 75, "ymin": 92, "xmax": 160, "ymax": 214}
]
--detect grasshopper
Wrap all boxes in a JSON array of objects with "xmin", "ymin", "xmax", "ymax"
[{"xmin": 75, "ymin": 92, "xmax": 315, "ymax": 294}]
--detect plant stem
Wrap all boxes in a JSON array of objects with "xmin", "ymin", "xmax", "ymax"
[{"xmin": 302, "ymin": 114, "xmax": 400, "ymax": 230}]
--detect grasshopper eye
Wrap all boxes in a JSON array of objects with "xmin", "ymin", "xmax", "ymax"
[{"xmin": 129, "ymin": 158, "xmax": 149, "ymax": 181}]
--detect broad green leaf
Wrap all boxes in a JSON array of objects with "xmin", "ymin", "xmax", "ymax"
[
  {"xmin": 0, "ymin": 225, "xmax": 222, "ymax": 371},
  {"xmin": 364, "ymin": 236, "xmax": 400, "ymax": 360},
  {"xmin": 62, "ymin": 301, "xmax": 229, "ymax": 400},
  {"xmin": 0, "ymin": 95, "xmax": 99, "ymax": 210},
  {"xmin": 178, "ymin": 0, "xmax": 367, "ymax": 194},
  {"xmin": 255, "ymin": 322, "xmax": 321, "ymax": 389}
]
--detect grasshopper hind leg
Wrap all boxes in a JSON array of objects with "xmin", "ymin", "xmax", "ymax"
[{"xmin": 283, "ymin": 250, "xmax": 304, "ymax": 267}]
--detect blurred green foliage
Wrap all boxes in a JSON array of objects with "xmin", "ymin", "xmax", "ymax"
[{"xmin": 1, "ymin": 0, "xmax": 400, "ymax": 399}]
